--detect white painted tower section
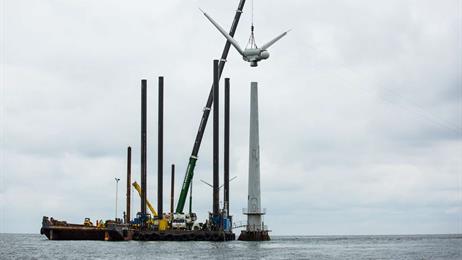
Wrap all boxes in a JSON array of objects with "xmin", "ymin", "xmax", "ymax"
[{"xmin": 246, "ymin": 82, "xmax": 265, "ymax": 231}]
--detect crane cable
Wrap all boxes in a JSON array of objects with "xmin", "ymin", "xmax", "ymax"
[
  {"xmin": 247, "ymin": 0, "xmax": 258, "ymax": 49},
  {"xmin": 251, "ymin": 0, "xmax": 254, "ymax": 28}
]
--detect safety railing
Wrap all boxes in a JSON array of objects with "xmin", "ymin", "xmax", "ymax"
[{"xmin": 242, "ymin": 208, "xmax": 266, "ymax": 215}]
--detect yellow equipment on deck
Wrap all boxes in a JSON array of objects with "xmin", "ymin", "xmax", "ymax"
[
  {"xmin": 83, "ymin": 218, "xmax": 93, "ymax": 227},
  {"xmin": 132, "ymin": 181, "xmax": 168, "ymax": 231},
  {"xmin": 132, "ymin": 181, "xmax": 158, "ymax": 216}
]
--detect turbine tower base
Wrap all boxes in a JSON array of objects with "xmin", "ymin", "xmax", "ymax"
[{"xmin": 238, "ymin": 230, "xmax": 270, "ymax": 241}]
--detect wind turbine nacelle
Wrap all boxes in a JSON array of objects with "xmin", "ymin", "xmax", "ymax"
[{"xmin": 260, "ymin": 50, "xmax": 270, "ymax": 60}]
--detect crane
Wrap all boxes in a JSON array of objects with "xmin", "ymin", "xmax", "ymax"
[
  {"xmin": 175, "ymin": 0, "xmax": 247, "ymax": 214},
  {"xmin": 132, "ymin": 181, "xmax": 157, "ymax": 217}
]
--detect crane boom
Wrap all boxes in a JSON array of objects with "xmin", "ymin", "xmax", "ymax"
[
  {"xmin": 175, "ymin": 0, "xmax": 247, "ymax": 214},
  {"xmin": 133, "ymin": 181, "xmax": 158, "ymax": 217}
]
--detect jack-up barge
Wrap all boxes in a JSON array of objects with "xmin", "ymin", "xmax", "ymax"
[{"xmin": 41, "ymin": 59, "xmax": 236, "ymax": 241}]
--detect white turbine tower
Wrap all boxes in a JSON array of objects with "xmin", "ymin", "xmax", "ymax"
[{"xmin": 239, "ymin": 82, "xmax": 270, "ymax": 241}]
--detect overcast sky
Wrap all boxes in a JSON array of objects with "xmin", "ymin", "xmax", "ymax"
[{"xmin": 1, "ymin": 0, "xmax": 461, "ymax": 235}]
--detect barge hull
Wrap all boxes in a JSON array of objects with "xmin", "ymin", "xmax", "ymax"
[
  {"xmin": 40, "ymin": 226, "xmax": 125, "ymax": 241},
  {"xmin": 41, "ymin": 227, "xmax": 235, "ymax": 242},
  {"xmin": 133, "ymin": 230, "xmax": 235, "ymax": 242}
]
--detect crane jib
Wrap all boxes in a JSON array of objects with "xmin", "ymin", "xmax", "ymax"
[{"xmin": 175, "ymin": 0, "xmax": 247, "ymax": 214}]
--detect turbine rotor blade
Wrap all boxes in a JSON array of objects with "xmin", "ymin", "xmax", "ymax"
[
  {"xmin": 200, "ymin": 9, "xmax": 245, "ymax": 56},
  {"xmin": 261, "ymin": 30, "xmax": 291, "ymax": 50},
  {"xmin": 200, "ymin": 179, "xmax": 214, "ymax": 188},
  {"xmin": 219, "ymin": 176, "xmax": 238, "ymax": 189}
]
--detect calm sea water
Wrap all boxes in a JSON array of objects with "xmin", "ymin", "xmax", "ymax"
[{"xmin": 0, "ymin": 233, "xmax": 461, "ymax": 259}]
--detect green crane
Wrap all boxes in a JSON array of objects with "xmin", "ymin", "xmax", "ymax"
[{"xmin": 175, "ymin": 0, "xmax": 247, "ymax": 213}]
